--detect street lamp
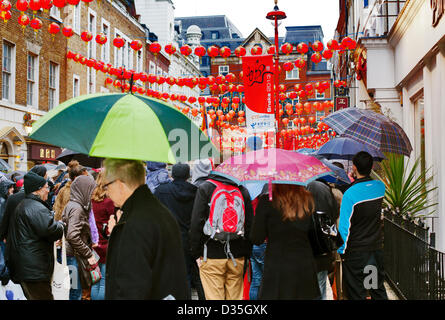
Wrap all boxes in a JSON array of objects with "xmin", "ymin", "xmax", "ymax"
[{"xmin": 266, "ymin": 0, "xmax": 286, "ymax": 148}]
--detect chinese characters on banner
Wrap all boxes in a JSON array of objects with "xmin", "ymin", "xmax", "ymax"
[{"xmin": 242, "ymin": 55, "xmax": 276, "ymax": 132}]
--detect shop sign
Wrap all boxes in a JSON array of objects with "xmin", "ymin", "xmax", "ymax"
[
  {"xmin": 335, "ymin": 96, "xmax": 349, "ymax": 110},
  {"xmin": 29, "ymin": 145, "xmax": 61, "ymax": 161}
]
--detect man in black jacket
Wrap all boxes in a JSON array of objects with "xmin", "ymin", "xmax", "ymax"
[
  {"xmin": 6, "ymin": 171, "xmax": 64, "ymax": 300},
  {"xmin": 190, "ymin": 173, "xmax": 253, "ymax": 300},
  {"xmin": 103, "ymin": 159, "xmax": 188, "ymax": 300}
]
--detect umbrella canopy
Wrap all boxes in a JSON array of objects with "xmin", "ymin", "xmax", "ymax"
[
  {"xmin": 314, "ymin": 156, "xmax": 351, "ymax": 185},
  {"xmin": 322, "ymin": 107, "xmax": 413, "ymax": 156},
  {"xmin": 42, "ymin": 163, "xmax": 57, "ymax": 171},
  {"xmin": 57, "ymin": 149, "xmax": 103, "ymax": 169},
  {"xmin": 5, "ymin": 170, "xmax": 26, "ymax": 181},
  {"xmin": 316, "ymin": 137, "xmax": 386, "ymax": 161},
  {"xmin": 212, "ymin": 148, "xmax": 333, "ymax": 187},
  {"xmin": 30, "ymin": 93, "xmax": 218, "ymax": 164},
  {"xmin": 296, "ymin": 148, "xmax": 316, "ymax": 155},
  {"xmin": 0, "ymin": 159, "xmax": 11, "ymax": 173}
]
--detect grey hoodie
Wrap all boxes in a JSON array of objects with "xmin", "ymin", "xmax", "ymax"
[{"xmin": 191, "ymin": 159, "xmax": 212, "ymax": 187}]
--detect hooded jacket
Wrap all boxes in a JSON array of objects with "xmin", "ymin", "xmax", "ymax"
[
  {"xmin": 145, "ymin": 162, "xmax": 171, "ymax": 193},
  {"xmin": 6, "ymin": 193, "xmax": 64, "ymax": 282},
  {"xmin": 191, "ymin": 159, "xmax": 212, "ymax": 188},
  {"xmin": 62, "ymin": 175, "xmax": 96, "ymax": 260},
  {"xmin": 154, "ymin": 179, "xmax": 197, "ymax": 254},
  {"xmin": 190, "ymin": 174, "xmax": 253, "ymax": 260},
  {"xmin": 0, "ymin": 179, "xmax": 14, "ymax": 225}
]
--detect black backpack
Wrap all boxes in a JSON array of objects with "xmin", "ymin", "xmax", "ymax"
[{"xmin": 309, "ymin": 211, "xmax": 344, "ymax": 256}]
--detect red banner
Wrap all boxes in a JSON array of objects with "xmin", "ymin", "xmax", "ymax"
[{"xmin": 242, "ymin": 55, "xmax": 275, "ymax": 114}]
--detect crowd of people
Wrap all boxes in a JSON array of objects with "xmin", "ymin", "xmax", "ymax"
[{"xmin": 0, "ymin": 143, "xmax": 389, "ymax": 300}]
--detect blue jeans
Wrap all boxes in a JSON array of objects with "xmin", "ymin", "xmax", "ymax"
[
  {"xmin": 91, "ymin": 263, "xmax": 106, "ymax": 300},
  {"xmin": 67, "ymin": 256, "xmax": 82, "ymax": 300},
  {"xmin": 317, "ymin": 270, "xmax": 328, "ymax": 300},
  {"xmin": 249, "ymin": 243, "xmax": 266, "ymax": 300}
]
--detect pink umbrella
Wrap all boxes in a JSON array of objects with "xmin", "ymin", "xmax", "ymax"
[{"xmin": 213, "ymin": 148, "xmax": 333, "ymax": 200}]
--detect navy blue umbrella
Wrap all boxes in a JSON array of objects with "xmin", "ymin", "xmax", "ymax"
[
  {"xmin": 315, "ymin": 157, "xmax": 351, "ymax": 185},
  {"xmin": 316, "ymin": 137, "xmax": 386, "ymax": 161}
]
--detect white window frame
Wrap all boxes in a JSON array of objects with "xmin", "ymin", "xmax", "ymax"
[
  {"xmin": 114, "ymin": 28, "xmax": 130, "ymax": 68},
  {"xmin": 73, "ymin": 3, "xmax": 81, "ymax": 35},
  {"xmin": 219, "ymin": 65, "xmax": 229, "ymax": 76},
  {"xmin": 2, "ymin": 40, "xmax": 16, "ymax": 103},
  {"xmin": 101, "ymin": 18, "xmax": 111, "ymax": 63},
  {"xmin": 27, "ymin": 53, "xmax": 39, "ymax": 108},
  {"xmin": 286, "ymin": 69, "xmax": 299, "ymax": 80},
  {"xmin": 88, "ymin": 8, "xmax": 97, "ymax": 59},
  {"xmin": 73, "ymin": 74, "xmax": 80, "ymax": 98},
  {"xmin": 316, "ymin": 91, "xmax": 325, "ymax": 99},
  {"xmin": 48, "ymin": 62, "xmax": 59, "ymax": 110},
  {"xmin": 87, "ymin": 68, "xmax": 96, "ymax": 94},
  {"xmin": 50, "ymin": 6, "xmax": 63, "ymax": 23},
  {"xmin": 316, "ymin": 111, "xmax": 325, "ymax": 122}
]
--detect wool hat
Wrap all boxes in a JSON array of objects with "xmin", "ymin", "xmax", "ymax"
[
  {"xmin": 172, "ymin": 163, "xmax": 190, "ymax": 181},
  {"xmin": 30, "ymin": 165, "xmax": 47, "ymax": 178},
  {"xmin": 24, "ymin": 171, "xmax": 47, "ymax": 194}
]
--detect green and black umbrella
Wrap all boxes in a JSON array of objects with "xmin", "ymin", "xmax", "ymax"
[{"xmin": 30, "ymin": 93, "xmax": 218, "ymax": 164}]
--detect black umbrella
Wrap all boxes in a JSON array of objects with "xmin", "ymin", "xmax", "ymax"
[
  {"xmin": 56, "ymin": 149, "xmax": 103, "ymax": 169},
  {"xmin": 5, "ymin": 170, "xmax": 26, "ymax": 181}
]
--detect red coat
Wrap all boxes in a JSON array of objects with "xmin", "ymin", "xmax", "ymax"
[{"xmin": 92, "ymin": 198, "xmax": 115, "ymax": 264}]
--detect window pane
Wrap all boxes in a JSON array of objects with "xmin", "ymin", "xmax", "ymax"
[
  {"xmin": 3, "ymin": 43, "xmax": 11, "ymax": 72},
  {"xmin": 49, "ymin": 89, "xmax": 54, "ymax": 110},
  {"xmin": 27, "ymin": 81, "xmax": 34, "ymax": 105},
  {"xmin": 2, "ymin": 73, "xmax": 10, "ymax": 100}
]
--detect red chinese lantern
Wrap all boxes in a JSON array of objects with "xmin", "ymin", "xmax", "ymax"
[
  {"xmin": 16, "ymin": 0, "xmax": 29, "ymax": 13},
  {"xmin": 30, "ymin": 17, "xmax": 42, "ymax": 32},
  {"xmin": 225, "ymin": 73, "xmax": 236, "ymax": 83},
  {"xmin": 180, "ymin": 44, "xmax": 192, "ymax": 57},
  {"xmin": 149, "ymin": 42, "xmax": 162, "ymax": 55},
  {"xmin": 81, "ymin": 0, "xmax": 93, "ymax": 5},
  {"xmin": 311, "ymin": 52, "xmax": 322, "ymax": 64},
  {"xmin": 41, "ymin": 0, "xmax": 52, "ymax": 11},
  {"xmin": 236, "ymin": 84, "xmax": 244, "ymax": 92},
  {"xmin": 237, "ymin": 117, "xmax": 245, "ymax": 124},
  {"xmin": 164, "ymin": 43, "xmax": 176, "ymax": 55},
  {"xmin": 304, "ymin": 102, "xmax": 312, "ymax": 114},
  {"xmin": 295, "ymin": 58, "xmax": 306, "ymax": 69},
  {"xmin": 312, "ymin": 41, "xmax": 324, "ymax": 52},
  {"xmin": 130, "ymin": 40, "xmax": 143, "ymax": 51},
  {"xmin": 220, "ymin": 46, "xmax": 231, "ymax": 59},
  {"xmin": 327, "ymin": 39, "xmax": 339, "ymax": 51},
  {"xmin": 207, "ymin": 45, "xmax": 219, "ymax": 59},
  {"xmin": 0, "ymin": 0, "xmax": 11, "ymax": 11},
  {"xmin": 299, "ymin": 118, "xmax": 307, "ymax": 125},
  {"xmin": 281, "ymin": 42, "xmax": 293, "ymax": 55},
  {"xmin": 194, "ymin": 45, "xmax": 206, "ymax": 58},
  {"xmin": 188, "ymin": 96, "xmax": 197, "ymax": 104},
  {"xmin": 267, "ymin": 46, "xmax": 276, "ymax": 55},
  {"xmin": 81, "ymin": 31, "xmax": 93, "ymax": 42},
  {"xmin": 113, "ymin": 36, "xmax": 125, "ymax": 49},
  {"xmin": 322, "ymin": 49, "xmax": 333, "ymax": 60},
  {"xmin": 298, "ymin": 90, "xmax": 306, "ymax": 99},
  {"xmin": 305, "ymin": 83, "xmax": 314, "ymax": 92},
  {"xmin": 313, "ymin": 102, "xmax": 323, "ymax": 112},
  {"xmin": 1, "ymin": 10, "xmax": 11, "ymax": 23},
  {"xmin": 62, "ymin": 26, "xmax": 74, "ymax": 38},
  {"xmin": 251, "ymin": 45, "xmax": 262, "ymax": 55},
  {"xmin": 341, "ymin": 37, "xmax": 356, "ymax": 50},
  {"xmin": 296, "ymin": 42, "xmax": 308, "ymax": 54},
  {"xmin": 29, "ymin": 0, "xmax": 41, "ymax": 13},
  {"xmin": 283, "ymin": 62, "xmax": 294, "ymax": 72},
  {"xmin": 95, "ymin": 33, "xmax": 107, "ymax": 46},
  {"xmin": 288, "ymin": 91, "xmax": 297, "ymax": 100},
  {"xmin": 235, "ymin": 46, "xmax": 246, "ymax": 58},
  {"xmin": 67, "ymin": 0, "xmax": 80, "ymax": 4},
  {"xmin": 278, "ymin": 84, "xmax": 286, "ymax": 92},
  {"xmin": 282, "ymin": 118, "xmax": 289, "ymax": 126},
  {"xmin": 53, "ymin": 0, "xmax": 65, "ymax": 8},
  {"xmin": 48, "ymin": 22, "xmax": 60, "ymax": 39}
]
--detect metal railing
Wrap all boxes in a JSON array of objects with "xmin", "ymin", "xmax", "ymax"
[{"xmin": 384, "ymin": 212, "xmax": 445, "ymax": 299}]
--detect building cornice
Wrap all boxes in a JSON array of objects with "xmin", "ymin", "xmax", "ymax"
[{"xmin": 388, "ymin": 0, "xmax": 423, "ymax": 46}]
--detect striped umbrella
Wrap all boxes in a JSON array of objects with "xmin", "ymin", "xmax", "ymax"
[
  {"xmin": 30, "ymin": 93, "xmax": 218, "ymax": 163},
  {"xmin": 322, "ymin": 108, "xmax": 413, "ymax": 157}
]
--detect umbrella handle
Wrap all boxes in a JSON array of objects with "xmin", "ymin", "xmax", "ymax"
[{"xmin": 268, "ymin": 178, "xmax": 273, "ymax": 201}]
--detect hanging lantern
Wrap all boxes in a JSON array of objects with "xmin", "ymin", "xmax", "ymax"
[
  {"xmin": 281, "ymin": 42, "xmax": 293, "ymax": 55},
  {"xmin": 296, "ymin": 42, "xmax": 308, "ymax": 54},
  {"xmin": 313, "ymin": 102, "xmax": 323, "ymax": 112},
  {"xmin": 62, "ymin": 25, "xmax": 74, "ymax": 38},
  {"xmin": 341, "ymin": 36, "xmax": 356, "ymax": 50},
  {"xmin": 130, "ymin": 40, "xmax": 143, "ymax": 51},
  {"xmin": 207, "ymin": 45, "xmax": 219, "ymax": 59},
  {"xmin": 67, "ymin": 0, "xmax": 79, "ymax": 4},
  {"xmin": 327, "ymin": 39, "xmax": 339, "ymax": 51},
  {"xmin": 81, "ymin": 31, "xmax": 93, "ymax": 42},
  {"xmin": 304, "ymin": 102, "xmax": 312, "ymax": 114},
  {"xmin": 188, "ymin": 96, "xmax": 197, "ymax": 104},
  {"xmin": 0, "ymin": 0, "xmax": 11, "ymax": 11},
  {"xmin": 288, "ymin": 91, "xmax": 297, "ymax": 100},
  {"xmin": 283, "ymin": 62, "xmax": 294, "ymax": 72},
  {"xmin": 41, "ymin": 0, "xmax": 52, "ymax": 11},
  {"xmin": 305, "ymin": 83, "xmax": 314, "ymax": 92},
  {"xmin": 278, "ymin": 84, "xmax": 286, "ymax": 92},
  {"xmin": 113, "ymin": 36, "xmax": 125, "ymax": 49},
  {"xmin": 322, "ymin": 49, "xmax": 333, "ymax": 60},
  {"xmin": 298, "ymin": 90, "xmax": 306, "ymax": 99},
  {"xmin": 311, "ymin": 52, "xmax": 322, "ymax": 64},
  {"xmin": 164, "ymin": 43, "xmax": 176, "ymax": 56},
  {"xmin": 194, "ymin": 45, "xmax": 206, "ymax": 58},
  {"xmin": 95, "ymin": 33, "xmax": 107, "ymax": 46},
  {"xmin": 235, "ymin": 46, "xmax": 246, "ymax": 58},
  {"xmin": 295, "ymin": 58, "xmax": 306, "ymax": 69},
  {"xmin": 236, "ymin": 84, "xmax": 244, "ymax": 92},
  {"xmin": 149, "ymin": 42, "xmax": 162, "ymax": 56},
  {"xmin": 48, "ymin": 22, "xmax": 60, "ymax": 40},
  {"xmin": 299, "ymin": 118, "xmax": 307, "ymax": 125},
  {"xmin": 225, "ymin": 73, "xmax": 236, "ymax": 83},
  {"xmin": 29, "ymin": 0, "xmax": 41, "ymax": 13},
  {"xmin": 1, "ymin": 9, "xmax": 11, "ymax": 23},
  {"xmin": 220, "ymin": 46, "xmax": 231, "ymax": 59},
  {"xmin": 251, "ymin": 45, "xmax": 262, "ymax": 55},
  {"xmin": 311, "ymin": 41, "xmax": 324, "ymax": 52},
  {"xmin": 180, "ymin": 44, "xmax": 192, "ymax": 57},
  {"xmin": 16, "ymin": 0, "xmax": 29, "ymax": 13},
  {"xmin": 30, "ymin": 17, "xmax": 42, "ymax": 32},
  {"xmin": 53, "ymin": 0, "xmax": 66, "ymax": 8}
]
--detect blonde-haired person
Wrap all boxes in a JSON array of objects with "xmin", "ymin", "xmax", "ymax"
[
  {"xmin": 103, "ymin": 158, "xmax": 188, "ymax": 300},
  {"xmin": 249, "ymin": 184, "xmax": 321, "ymax": 299},
  {"xmin": 90, "ymin": 171, "xmax": 116, "ymax": 300}
]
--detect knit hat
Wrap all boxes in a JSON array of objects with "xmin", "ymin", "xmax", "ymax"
[
  {"xmin": 246, "ymin": 136, "xmax": 263, "ymax": 151},
  {"xmin": 30, "ymin": 165, "xmax": 47, "ymax": 178},
  {"xmin": 172, "ymin": 163, "xmax": 190, "ymax": 181},
  {"xmin": 24, "ymin": 171, "xmax": 47, "ymax": 194}
]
